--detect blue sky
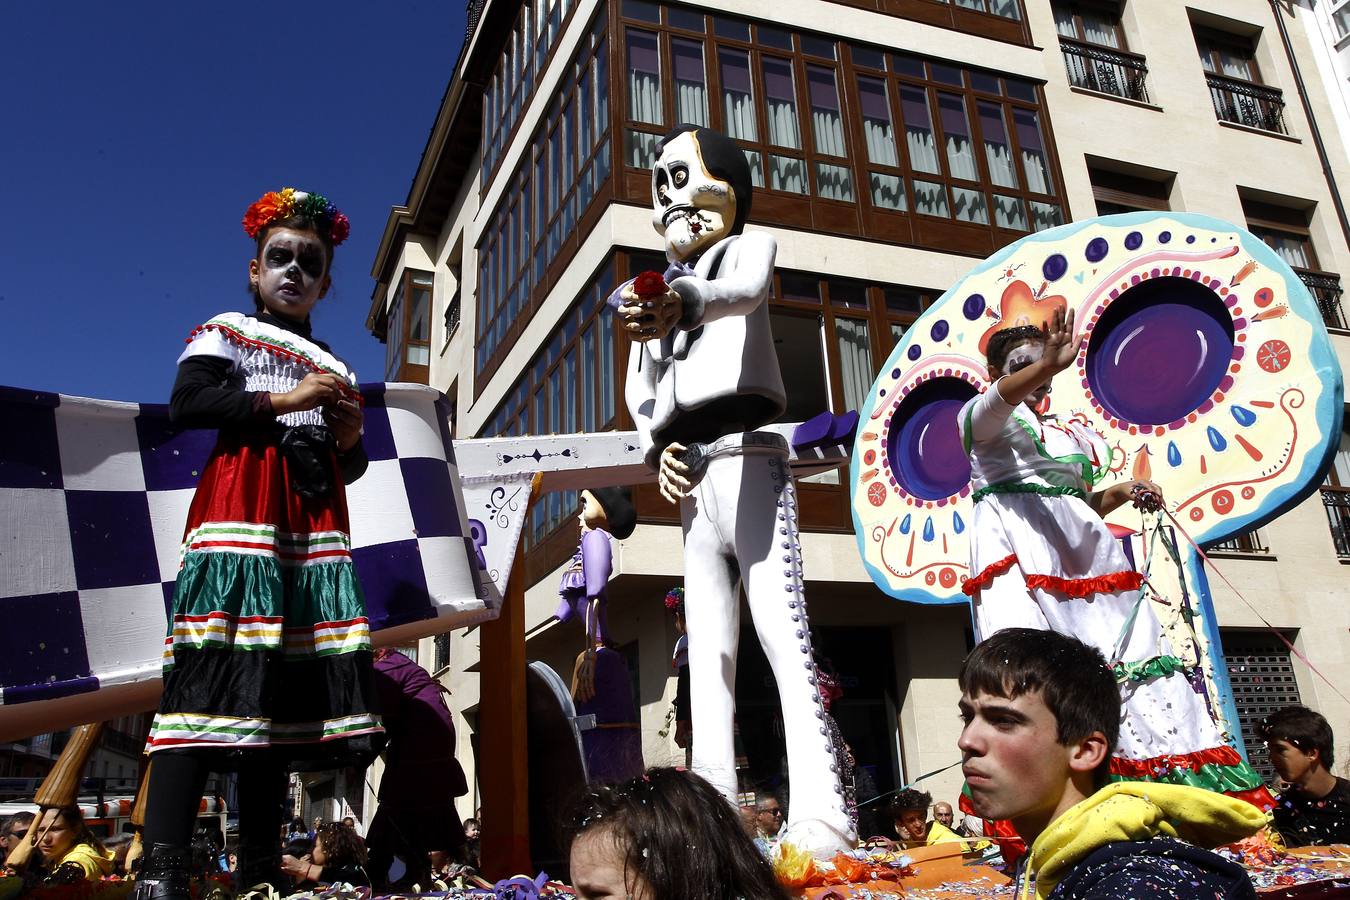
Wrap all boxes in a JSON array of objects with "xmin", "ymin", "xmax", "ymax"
[{"xmin": 0, "ymin": 3, "xmax": 466, "ymax": 400}]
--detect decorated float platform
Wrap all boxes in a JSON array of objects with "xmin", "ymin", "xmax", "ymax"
[{"xmin": 5, "ymin": 844, "xmax": 1346, "ymax": 900}]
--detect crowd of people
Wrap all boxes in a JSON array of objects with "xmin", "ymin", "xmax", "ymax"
[
  {"xmin": 564, "ymin": 628, "xmax": 1347, "ymax": 900},
  {"xmin": 0, "ymin": 810, "xmax": 482, "ymax": 892}
]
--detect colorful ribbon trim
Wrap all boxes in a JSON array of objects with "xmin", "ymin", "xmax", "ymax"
[
  {"xmin": 1111, "ymin": 654, "xmax": 1189, "ymax": 683},
  {"xmin": 1025, "ymin": 569, "xmax": 1144, "ymax": 598},
  {"xmin": 1108, "ymin": 746, "xmax": 1270, "ymax": 797},
  {"xmin": 961, "ymin": 553, "xmax": 1019, "ymax": 596},
  {"xmin": 971, "ymin": 482, "xmax": 1087, "ymax": 504}
]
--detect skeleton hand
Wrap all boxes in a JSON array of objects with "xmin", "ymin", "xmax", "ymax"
[
  {"xmin": 658, "ymin": 442, "xmax": 692, "ymax": 503},
  {"xmin": 617, "ymin": 283, "xmax": 682, "ymax": 343}
]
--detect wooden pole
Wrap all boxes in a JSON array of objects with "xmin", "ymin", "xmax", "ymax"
[
  {"xmin": 6, "ymin": 721, "xmax": 105, "ymax": 871},
  {"xmin": 125, "ymin": 760, "xmax": 151, "ymax": 872},
  {"xmin": 477, "ymin": 520, "xmax": 533, "ymax": 877}
]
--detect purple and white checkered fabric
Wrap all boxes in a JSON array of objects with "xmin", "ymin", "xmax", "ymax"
[{"xmin": 0, "ymin": 383, "xmax": 486, "ymax": 710}]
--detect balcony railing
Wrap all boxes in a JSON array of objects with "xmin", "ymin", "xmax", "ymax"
[
  {"xmin": 1060, "ymin": 38, "xmax": 1151, "ymax": 104},
  {"xmin": 1208, "ymin": 529, "xmax": 1269, "ymax": 555},
  {"xmin": 1323, "ymin": 487, "xmax": 1350, "ymax": 559},
  {"xmin": 444, "ymin": 291, "xmax": 462, "ymax": 339},
  {"xmin": 1207, "ymin": 73, "xmax": 1288, "ymax": 134},
  {"xmin": 1294, "ymin": 269, "xmax": 1347, "ymax": 331}
]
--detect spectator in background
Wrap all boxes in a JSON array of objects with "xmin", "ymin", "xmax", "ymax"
[
  {"xmin": 341, "ymin": 815, "xmax": 361, "ymax": 836},
  {"xmin": 564, "ymin": 767, "xmax": 790, "ymax": 900},
  {"xmin": 461, "ymin": 818, "xmax": 480, "ymax": 870},
  {"xmin": 282, "ymin": 821, "xmax": 369, "ymax": 888},
  {"xmin": 751, "ymin": 796, "xmax": 785, "ymax": 856},
  {"xmin": 286, "ymin": 817, "xmax": 309, "ymax": 844},
  {"xmin": 933, "ymin": 801, "xmax": 955, "ymax": 829},
  {"xmin": 1259, "ymin": 706, "xmax": 1350, "ymax": 848},
  {"xmin": 888, "ymin": 789, "xmax": 964, "ymax": 849},
  {"xmin": 1, "ymin": 811, "xmax": 35, "ymax": 859},
  {"xmin": 35, "ymin": 805, "xmax": 114, "ymax": 883},
  {"xmin": 310, "ymin": 817, "xmax": 322, "ymax": 840}
]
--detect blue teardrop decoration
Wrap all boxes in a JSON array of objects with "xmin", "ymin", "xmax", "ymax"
[
  {"xmin": 1231, "ymin": 405, "xmax": 1256, "ymax": 427},
  {"xmin": 1207, "ymin": 426, "xmax": 1227, "ymax": 451},
  {"xmin": 953, "ymin": 511, "xmax": 965, "ymax": 534},
  {"xmin": 922, "ymin": 517, "xmax": 935, "ymax": 542},
  {"xmin": 900, "ymin": 514, "xmax": 911, "ymax": 535},
  {"xmin": 1166, "ymin": 442, "xmax": 1182, "ymax": 467}
]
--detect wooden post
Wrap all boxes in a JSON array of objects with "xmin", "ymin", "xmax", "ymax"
[{"xmin": 477, "ymin": 538, "xmax": 532, "ymax": 878}]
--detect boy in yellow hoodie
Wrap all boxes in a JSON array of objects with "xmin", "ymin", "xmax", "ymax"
[{"xmin": 957, "ymin": 628, "xmax": 1267, "ymax": 899}]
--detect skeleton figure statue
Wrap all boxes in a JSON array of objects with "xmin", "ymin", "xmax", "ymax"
[{"xmin": 610, "ymin": 125, "xmax": 854, "ymax": 855}]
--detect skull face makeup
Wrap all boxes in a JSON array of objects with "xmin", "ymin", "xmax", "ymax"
[
  {"xmin": 651, "ymin": 131, "xmax": 736, "ymax": 262},
  {"xmin": 1003, "ymin": 340, "xmax": 1044, "ymax": 375},
  {"xmin": 249, "ymin": 227, "xmax": 330, "ymax": 321}
]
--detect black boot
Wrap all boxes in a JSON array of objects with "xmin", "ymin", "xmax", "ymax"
[{"xmin": 132, "ymin": 843, "xmax": 192, "ymax": 900}]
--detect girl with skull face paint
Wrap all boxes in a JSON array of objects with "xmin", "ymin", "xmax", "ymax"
[
  {"xmin": 955, "ymin": 314, "xmax": 1272, "ymax": 846},
  {"xmin": 134, "ymin": 189, "xmax": 384, "ymax": 900}
]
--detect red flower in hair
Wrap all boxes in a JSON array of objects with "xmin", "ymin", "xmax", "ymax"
[
  {"xmin": 330, "ymin": 212, "xmax": 351, "ymax": 246},
  {"xmin": 633, "ymin": 270, "xmax": 668, "ymax": 297}
]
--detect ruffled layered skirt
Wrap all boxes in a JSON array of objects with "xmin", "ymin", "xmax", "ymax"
[
  {"xmin": 962, "ymin": 491, "xmax": 1268, "ymax": 806},
  {"xmin": 146, "ymin": 430, "xmax": 384, "ymax": 770}
]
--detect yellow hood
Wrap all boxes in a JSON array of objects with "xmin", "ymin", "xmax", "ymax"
[{"xmin": 1018, "ymin": 782, "xmax": 1267, "ymax": 899}]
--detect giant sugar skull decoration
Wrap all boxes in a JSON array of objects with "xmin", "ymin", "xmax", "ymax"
[
  {"xmin": 650, "ymin": 126, "xmax": 752, "ymax": 260},
  {"xmin": 850, "ymin": 212, "xmax": 1343, "ymax": 742}
]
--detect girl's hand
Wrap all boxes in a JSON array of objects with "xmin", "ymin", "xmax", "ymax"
[
  {"xmin": 1125, "ymin": 479, "xmax": 1164, "ymax": 512},
  {"xmin": 1042, "ymin": 305, "xmax": 1085, "ymax": 373},
  {"xmin": 324, "ymin": 397, "xmax": 364, "ymax": 452},
  {"xmin": 274, "ymin": 373, "xmax": 348, "ymax": 415}
]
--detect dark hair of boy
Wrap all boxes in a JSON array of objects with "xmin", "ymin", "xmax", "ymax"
[
  {"xmin": 1257, "ymin": 705, "xmax": 1335, "ymax": 768},
  {"xmin": 959, "ymin": 627, "xmax": 1120, "ymax": 786},
  {"xmin": 985, "ymin": 324, "xmax": 1045, "ymax": 371}
]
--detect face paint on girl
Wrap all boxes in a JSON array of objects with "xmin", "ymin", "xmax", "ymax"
[
  {"xmin": 250, "ymin": 227, "xmax": 330, "ymax": 321},
  {"xmin": 1003, "ymin": 341, "xmax": 1044, "ymax": 375}
]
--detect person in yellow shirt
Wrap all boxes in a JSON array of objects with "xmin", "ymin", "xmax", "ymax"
[
  {"xmin": 36, "ymin": 805, "xmax": 114, "ymax": 883},
  {"xmin": 888, "ymin": 789, "xmax": 969, "ymax": 849}
]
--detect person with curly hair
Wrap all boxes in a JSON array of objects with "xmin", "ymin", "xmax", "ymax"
[{"xmin": 281, "ymin": 821, "xmax": 369, "ymax": 888}]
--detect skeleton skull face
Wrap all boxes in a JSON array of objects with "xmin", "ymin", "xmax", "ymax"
[{"xmin": 651, "ymin": 130, "xmax": 736, "ymax": 262}]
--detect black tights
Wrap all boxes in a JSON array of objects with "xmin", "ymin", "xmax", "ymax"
[{"xmin": 143, "ymin": 752, "xmax": 286, "ymax": 850}]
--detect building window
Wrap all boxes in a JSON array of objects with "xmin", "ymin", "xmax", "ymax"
[
  {"xmin": 482, "ymin": 0, "xmax": 582, "ymax": 182},
  {"xmin": 383, "ymin": 270, "xmax": 433, "ymax": 382},
  {"xmin": 1333, "ymin": 1, "xmax": 1350, "ymax": 40},
  {"xmin": 476, "ymin": 10, "xmax": 610, "ymax": 376},
  {"xmin": 1221, "ymin": 630, "xmax": 1303, "ymax": 783},
  {"xmin": 1242, "ymin": 196, "xmax": 1346, "ymax": 331},
  {"xmin": 1053, "ymin": 1, "xmax": 1150, "ymax": 103},
  {"xmin": 1194, "ymin": 26, "xmax": 1288, "ymax": 134},
  {"xmin": 480, "ymin": 260, "xmax": 619, "ymax": 546},
  {"xmin": 615, "ymin": 6, "xmax": 1066, "ymax": 257},
  {"xmin": 1088, "ymin": 164, "xmax": 1171, "ymax": 215}
]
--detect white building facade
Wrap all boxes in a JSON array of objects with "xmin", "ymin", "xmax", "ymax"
[{"xmin": 368, "ymin": 0, "xmax": 1350, "ymax": 833}]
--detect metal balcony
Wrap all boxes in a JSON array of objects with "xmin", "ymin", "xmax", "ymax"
[
  {"xmin": 1060, "ymin": 38, "xmax": 1151, "ymax": 104},
  {"xmin": 1294, "ymin": 269, "xmax": 1347, "ymax": 331},
  {"xmin": 1207, "ymin": 73, "xmax": 1288, "ymax": 134},
  {"xmin": 1323, "ymin": 487, "xmax": 1350, "ymax": 559}
]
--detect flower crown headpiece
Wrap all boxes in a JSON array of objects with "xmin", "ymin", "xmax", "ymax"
[
  {"xmin": 663, "ymin": 586, "xmax": 684, "ymax": 613},
  {"xmin": 243, "ymin": 187, "xmax": 350, "ymax": 246}
]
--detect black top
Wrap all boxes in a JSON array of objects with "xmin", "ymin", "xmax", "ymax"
[
  {"xmin": 1273, "ymin": 776, "xmax": 1350, "ymax": 848},
  {"xmin": 170, "ymin": 312, "xmax": 367, "ymax": 484},
  {"xmin": 1046, "ymin": 837, "xmax": 1255, "ymax": 899}
]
